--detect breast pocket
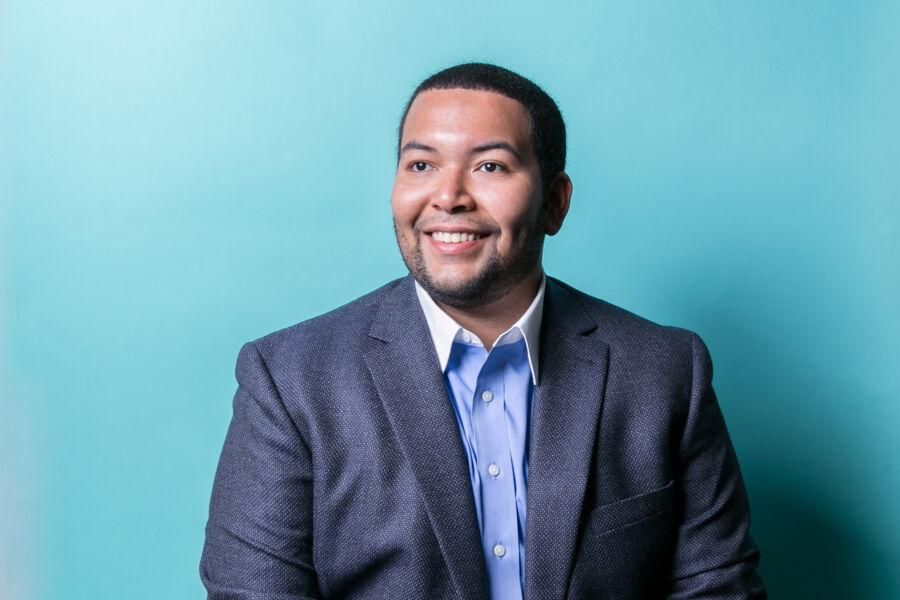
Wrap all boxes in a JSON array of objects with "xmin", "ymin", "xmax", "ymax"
[{"xmin": 588, "ymin": 479, "xmax": 675, "ymax": 535}]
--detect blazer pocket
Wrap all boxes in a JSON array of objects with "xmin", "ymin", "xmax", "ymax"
[{"xmin": 588, "ymin": 480, "xmax": 675, "ymax": 535}]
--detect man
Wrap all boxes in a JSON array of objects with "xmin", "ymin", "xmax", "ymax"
[{"xmin": 200, "ymin": 63, "xmax": 766, "ymax": 599}]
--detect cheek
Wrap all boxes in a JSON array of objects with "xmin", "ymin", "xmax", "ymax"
[
  {"xmin": 484, "ymin": 192, "xmax": 542, "ymax": 238},
  {"xmin": 390, "ymin": 194, "xmax": 415, "ymax": 225},
  {"xmin": 390, "ymin": 183, "xmax": 428, "ymax": 224}
]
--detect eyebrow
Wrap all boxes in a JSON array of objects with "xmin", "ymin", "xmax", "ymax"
[
  {"xmin": 470, "ymin": 141, "xmax": 523, "ymax": 162},
  {"xmin": 399, "ymin": 141, "xmax": 438, "ymax": 155},
  {"xmin": 399, "ymin": 140, "xmax": 523, "ymax": 162}
]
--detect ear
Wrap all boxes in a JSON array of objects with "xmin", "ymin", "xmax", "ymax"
[{"xmin": 544, "ymin": 172, "xmax": 572, "ymax": 236}]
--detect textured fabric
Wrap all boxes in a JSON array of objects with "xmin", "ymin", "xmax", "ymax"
[{"xmin": 200, "ymin": 276, "xmax": 767, "ymax": 599}]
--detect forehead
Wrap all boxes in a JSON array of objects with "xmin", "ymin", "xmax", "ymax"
[{"xmin": 401, "ymin": 88, "xmax": 533, "ymax": 150}]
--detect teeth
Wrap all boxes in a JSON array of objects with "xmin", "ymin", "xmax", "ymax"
[{"xmin": 432, "ymin": 231, "xmax": 481, "ymax": 243}]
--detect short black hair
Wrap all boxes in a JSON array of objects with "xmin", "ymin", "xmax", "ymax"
[{"xmin": 397, "ymin": 62, "xmax": 566, "ymax": 194}]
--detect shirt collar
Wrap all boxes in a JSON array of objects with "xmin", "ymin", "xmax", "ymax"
[{"xmin": 414, "ymin": 275, "xmax": 545, "ymax": 384}]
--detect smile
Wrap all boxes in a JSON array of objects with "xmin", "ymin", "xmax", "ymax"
[{"xmin": 429, "ymin": 231, "xmax": 485, "ymax": 243}]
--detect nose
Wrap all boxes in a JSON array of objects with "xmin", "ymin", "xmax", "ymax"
[{"xmin": 431, "ymin": 167, "xmax": 475, "ymax": 213}]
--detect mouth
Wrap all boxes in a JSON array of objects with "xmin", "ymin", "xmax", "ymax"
[
  {"xmin": 428, "ymin": 231, "xmax": 487, "ymax": 244},
  {"xmin": 421, "ymin": 228, "xmax": 490, "ymax": 256}
]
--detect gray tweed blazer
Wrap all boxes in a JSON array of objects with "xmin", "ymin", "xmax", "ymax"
[{"xmin": 200, "ymin": 276, "xmax": 766, "ymax": 599}]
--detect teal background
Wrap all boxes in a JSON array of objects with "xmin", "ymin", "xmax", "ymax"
[{"xmin": 2, "ymin": 1, "xmax": 898, "ymax": 598}]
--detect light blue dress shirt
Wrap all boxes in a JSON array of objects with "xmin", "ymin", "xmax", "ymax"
[{"xmin": 415, "ymin": 278, "xmax": 545, "ymax": 600}]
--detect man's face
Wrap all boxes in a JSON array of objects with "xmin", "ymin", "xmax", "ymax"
[{"xmin": 391, "ymin": 88, "xmax": 548, "ymax": 308}]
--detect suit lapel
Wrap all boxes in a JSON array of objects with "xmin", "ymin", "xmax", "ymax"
[
  {"xmin": 363, "ymin": 277, "xmax": 488, "ymax": 600},
  {"xmin": 524, "ymin": 279, "xmax": 610, "ymax": 600}
]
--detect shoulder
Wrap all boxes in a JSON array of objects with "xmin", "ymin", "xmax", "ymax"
[
  {"xmin": 239, "ymin": 276, "xmax": 408, "ymax": 375},
  {"xmin": 548, "ymin": 277, "xmax": 711, "ymax": 379}
]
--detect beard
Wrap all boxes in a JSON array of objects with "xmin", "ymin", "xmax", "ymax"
[{"xmin": 394, "ymin": 217, "xmax": 546, "ymax": 309}]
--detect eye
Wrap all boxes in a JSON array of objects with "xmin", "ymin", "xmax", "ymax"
[
  {"xmin": 478, "ymin": 161, "xmax": 506, "ymax": 173},
  {"xmin": 409, "ymin": 161, "xmax": 431, "ymax": 172}
]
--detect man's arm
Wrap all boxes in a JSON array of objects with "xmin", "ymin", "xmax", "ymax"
[
  {"xmin": 666, "ymin": 333, "xmax": 767, "ymax": 599},
  {"xmin": 200, "ymin": 342, "xmax": 321, "ymax": 600}
]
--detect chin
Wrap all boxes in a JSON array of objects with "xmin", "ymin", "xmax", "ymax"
[
  {"xmin": 416, "ymin": 270, "xmax": 509, "ymax": 309},
  {"xmin": 425, "ymin": 269, "xmax": 478, "ymax": 290},
  {"xmin": 423, "ymin": 276, "xmax": 478, "ymax": 299}
]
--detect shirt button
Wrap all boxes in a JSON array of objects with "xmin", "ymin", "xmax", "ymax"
[
  {"xmin": 462, "ymin": 332, "xmax": 472, "ymax": 343},
  {"xmin": 481, "ymin": 390, "xmax": 494, "ymax": 402},
  {"xmin": 488, "ymin": 463, "xmax": 500, "ymax": 477},
  {"xmin": 493, "ymin": 543, "xmax": 506, "ymax": 558}
]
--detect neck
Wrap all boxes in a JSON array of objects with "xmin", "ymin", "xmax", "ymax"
[{"xmin": 435, "ymin": 268, "xmax": 543, "ymax": 350}]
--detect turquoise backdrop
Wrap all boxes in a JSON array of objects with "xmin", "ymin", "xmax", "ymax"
[{"xmin": 2, "ymin": 2, "xmax": 898, "ymax": 598}]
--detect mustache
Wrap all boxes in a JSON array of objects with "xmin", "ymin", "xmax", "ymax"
[{"xmin": 413, "ymin": 218, "xmax": 498, "ymax": 233}]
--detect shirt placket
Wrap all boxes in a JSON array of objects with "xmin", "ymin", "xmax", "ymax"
[{"xmin": 472, "ymin": 345, "xmax": 522, "ymax": 599}]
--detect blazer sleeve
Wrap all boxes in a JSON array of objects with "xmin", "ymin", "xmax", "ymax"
[
  {"xmin": 200, "ymin": 342, "xmax": 322, "ymax": 600},
  {"xmin": 666, "ymin": 333, "xmax": 767, "ymax": 599}
]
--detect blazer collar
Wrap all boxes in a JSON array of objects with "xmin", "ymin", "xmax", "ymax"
[
  {"xmin": 524, "ymin": 277, "xmax": 610, "ymax": 599},
  {"xmin": 364, "ymin": 276, "xmax": 488, "ymax": 600}
]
